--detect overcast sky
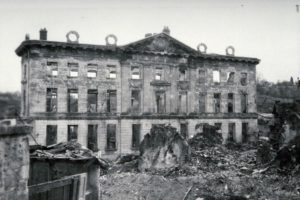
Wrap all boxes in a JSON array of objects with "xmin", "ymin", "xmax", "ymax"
[{"xmin": 0, "ymin": 0, "xmax": 299, "ymax": 92}]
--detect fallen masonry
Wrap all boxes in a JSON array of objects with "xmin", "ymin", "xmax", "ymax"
[
  {"xmin": 138, "ymin": 124, "xmax": 190, "ymax": 171},
  {"xmin": 100, "ymin": 124, "xmax": 300, "ymax": 200}
]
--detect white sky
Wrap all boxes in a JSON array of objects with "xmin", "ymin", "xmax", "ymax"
[{"xmin": 0, "ymin": 0, "xmax": 299, "ymax": 92}]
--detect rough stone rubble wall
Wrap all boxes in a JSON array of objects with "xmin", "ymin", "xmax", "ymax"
[{"xmin": 0, "ymin": 126, "xmax": 31, "ymax": 200}]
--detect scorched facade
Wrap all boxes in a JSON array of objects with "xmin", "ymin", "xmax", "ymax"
[{"xmin": 16, "ymin": 27, "xmax": 260, "ymax": 158}]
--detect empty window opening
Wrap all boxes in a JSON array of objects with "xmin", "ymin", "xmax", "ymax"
[
  {"xmin": 46, "ymin": 88, "xmax": 57, "ymax": 112},
  {"xmin": 23, "ymin": 65, "xmax": 27, "ymax": 79},
  {"xmin": 87, "ymin": 70, "xmax": 97, "ymax": 78},
  {"xmin": 70, "ymin": 69, "xmax": 78, "ymax": 77},
  {"xmin": 213, "ymin": 93, "xmax": 221, "ymax": 113},
  {"xmin": 214, "ymin": 123, "xmax": 222, "ymax": 132},
  {"xmin": 199, "ymin": 93, "xmax": 206, "ymax": 113},
  {"xmin": 227, "ymin": 72, "xmax": 235, "ymax": 83},
  {"xmin": 131, "ymin": 66, "xmax": 140, "ymax": 79},
  {"xmin": 68, "ymin": 89, "xmax": 78, "ymax": 112},
  {"xmin": 241, "ymin": 93, "xmax": 248, "ymax": 113},
  {"xmin": 87, "ymin": 90, "xmax": 97, "ymax": 113},
  {"xmin": 132, "ymin": 124, "xmax": 141, "ymax": 149},
  {"xmin": 107, "ymin": 65, "xmax": 116, "ymax": 79},
  {"xmin": 198, "ymin": 69, "xmax": 205, "ymax": 83},
  {"xmin": 180, "ymin": 123, "xmax": 188, "ymax": 138},
  {"xmin": 195, "ymin": 123, "xmax": 205, "ymax": 133},
  {"xmin": 131, "ymin": 90, "xmax": 141, "ymax": 113},
  {"xmin": 155, "ymin": 91, "xmax": 166, "ymax": 113},
  {"xmin": 52, "ymin": 69, "xmax": 58, "ymax": 76},
  {"xmin": 228, "ymin": 123, "xmax": 235, "ymax": 142},
  {"xmin": 107, "ymin": 124, "xmax": 116, "ymax": 150},
  {"xmin": 88, "ymin": 125, "xmax": 98, "ymax": 152},
  {"xmin": 240, "ymin": 73, "xmax": 247, "ymax": 86},
  {"xmin": 68, "ymin": 125, "xmax": 78, "ymax": 141},
  {"xmin": 46, "ymin": 125, "xmax": 57, "ymax": 146},
  {"xmin": 242, "ymin": 123, "xmax": 248, "ymax": 143},
  {"xmin": 107, "ymin": 90, "xmax": 117, "ymax": 113},
  {"xmin": 155, "ymin": 67, "xmax": 163, "ymax": 80},
  {"xmin": 47, "ymin": 62, "xmax": 58, "ymax": 77},
  {"xmin": 179, "ymin": 92, "xmax": 187, "ymax": 113},
  {"xmin": 227, "ymin": 93, "xmax": 234, "ymax": 113},
  {"xmin": 179, "ymin": 67, "xmax": 187, "ymax": 81},
  {"xmin": 68, "ymin": 63, "xmax": 79, "ymax": 77},
  {"xmin": 213, "ymin": 70, "xmax": 220, "ymax": 83}
]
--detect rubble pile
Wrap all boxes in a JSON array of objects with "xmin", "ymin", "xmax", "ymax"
[
  {"xmin": 189, "ymin": 124, "xmax": 223, "ymax": 148},
  {"xmin": 100, "ymin": 171, "xmax": 300, "ymax": 200},
  {"xmin": 99, "ymin": 123, "xmax": 300, "ymax": 199},
  {"xmin": 256, "ymin": 138, "xmax": 273, "ymax": 165},
  {"xmin": 273, "ymin": 135, "xmax": 300, "ymax": 173},
  {"xmin": 31, "ymin": 140, "xmax": 93, "ymax": 159},
  {"xmin": 138, "ymin": 124, "xmax": 190, "ymax": 171},
  {"xmin": 106, "ymin": 154, "xmax": 139, "ymax": 174},
  {"xmin": 31, "ymin": 140, "xmax": 109, "ymax": 169}
]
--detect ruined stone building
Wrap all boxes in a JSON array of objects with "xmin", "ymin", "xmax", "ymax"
[{"xmin": 16, "ymin": 27, "xmax": 259, "ymax": 158}]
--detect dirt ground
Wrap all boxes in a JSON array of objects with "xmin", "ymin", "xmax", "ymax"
[{"xmin": 99, "ymin": 145, "xmax": 300, "ymax": 200}]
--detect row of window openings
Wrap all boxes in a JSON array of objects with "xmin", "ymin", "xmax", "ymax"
[
  {"xmin": 47, "ymin": 88, "xmax": 117, "ymax": 113},
  {"xmin": 45, "ymin": 62, "xmax": 248, "ymax": 85},
  {"xmin": 213, "ymin": 93, "xmax": 248, "ymax": 113},
  {"xmin": 47, "ymin": 62, "xmax": 117, "ymax": 79},
  {"xmin": 46, "ymin": 124, "xmax": 141, "ymax": 151},
  {"xmin": 212, "ymin": 71, "xmax": 248, "ymax": 85},
  {"xmin": 47, "ymin": 88, "xmax": 248, "ymax": 114},
  {"xmin": 213, "ymin": 122, "xmax": 249, "ymax": 142},
  {"xmin": 46, "ymin": 122, "xmax": 249, "ymax": 151}
]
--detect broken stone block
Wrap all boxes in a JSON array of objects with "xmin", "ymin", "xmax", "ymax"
[{"xmin": 138, "ymin": 124, "xmax": 190, "ymax": 171}]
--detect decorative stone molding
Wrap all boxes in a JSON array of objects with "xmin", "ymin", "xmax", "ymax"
[
  {"xmin": 66, "ymin": 31, "xmax": 80, "ymax": 43},
  {"xmin": 197, "ymin": 43, "xmax": 207, "ymax": 53},
  {"xmin": 105, "ymin": 34, "xmax": 117, "ymax": 46},
  {"xmin": 177, "ymin": 81, "xmax": 190, "ymax": 91},
  {"xmin": 150, "ymin": 80, "xmax": 171, "ymax": 87},
  {"xmin": 226, "ymin": 46, "xmax": 235, "ymax": 56}
]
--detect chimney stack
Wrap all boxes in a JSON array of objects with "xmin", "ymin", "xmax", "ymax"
[
  {"xmin": 25, "ymin": 34, "xmax": 30, "ymax": 41},
  {"xmin": 39, "ymin": 28, "xmax": 47, "ymax": 40},
  {"xmin": 162, "ymin": 26, "xmax": 170, "ymax": 35}
]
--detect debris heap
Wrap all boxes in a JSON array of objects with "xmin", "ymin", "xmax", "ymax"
[
  {"xmin": 31, "ymin": 140, "xmax": 109, "ymax": 169},
  {"xmin": 138, "ymin": 124, "xmax": 190, "ymax": 171}
]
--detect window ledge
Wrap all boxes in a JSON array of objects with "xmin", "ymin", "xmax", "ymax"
[
  {"xmin": 150, "ymin": 80, "xmax": 171, "ymax": 87},
  {"xmin": 105, "ymin": 148, "xmax": 117, "ymax": 152},
  {"xmin": 131, "ymin": 147, "xmax": 139, "ymax": 151},
  {"xmin": 46, "ymin": 111, "xmax": 57, "ymax": 113}
]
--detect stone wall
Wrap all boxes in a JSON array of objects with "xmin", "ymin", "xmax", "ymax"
[
  {"xmin": 121, "ymin": 54, "xmax": 256, "ymax": 114},
  {"xmin": 21, "ymin": 47, "xmax": 256, "ymax": 118},
  {"xmin": 0, "ymin": 125, "xmax": 32, "ymax": 200},
  {"xmin": 19, "ymin": 39, "xmax": 258, "ymax": 158},
  {"xmin": 32, "ymin": 118, "xmax": 257, "ymax": 157}
]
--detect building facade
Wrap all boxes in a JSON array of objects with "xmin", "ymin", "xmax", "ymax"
[{"xmin": 16, "ymin": 28, "xmax": 260, "ymax": 158}]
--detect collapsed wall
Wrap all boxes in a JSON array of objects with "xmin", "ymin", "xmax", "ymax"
[{"xmin": 138, "ymin": 124, "xmax": 190, "ymax": 171}]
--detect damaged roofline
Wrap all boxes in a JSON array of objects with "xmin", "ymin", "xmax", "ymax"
[{"xmin": 15, "ymin": 39, "xmax": 260, "ymax": 64}]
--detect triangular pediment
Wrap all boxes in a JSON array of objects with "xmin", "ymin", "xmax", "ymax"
[{"xmin": 122, "ymin": 33, "xmax": 197, "ymax": 55}]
